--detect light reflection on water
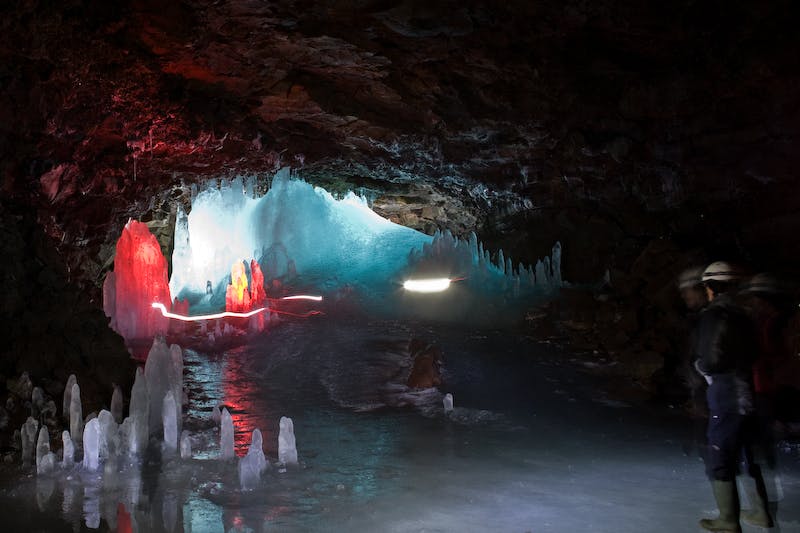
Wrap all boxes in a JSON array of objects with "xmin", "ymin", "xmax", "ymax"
[{"xmin": 2, "ymin": 317, "xmax": 799, "ymax": 532}]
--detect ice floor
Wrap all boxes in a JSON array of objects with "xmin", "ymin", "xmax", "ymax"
[{"xmin": 1, "ymin": 316, "xmax": 799, "ymax": 532}]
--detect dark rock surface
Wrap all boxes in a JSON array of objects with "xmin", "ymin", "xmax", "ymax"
[
  {"xmin": 0, "ymin": 201, "xmax": 135, "ymax": 450},
  {"xmin": 1, "ymin": 1, "xmax": 799, "ymax": 407}
]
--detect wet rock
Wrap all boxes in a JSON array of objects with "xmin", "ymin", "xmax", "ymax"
[
  {"xmin": 406, "ymin": 340, "xmax": 442, "ymax": 389},
  {"xmin": 7, "ymin": 372, "xmax": 33, "ymax": 401}
]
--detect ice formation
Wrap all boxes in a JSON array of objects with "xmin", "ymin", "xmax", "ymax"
[
  {"xmin": 239, "ymin": 429, "xmax": 268, "ymax": 490},
  {"xmin": 111, "ymin": 385, "xmax": 123, "ymax": 424},
  {"xmin": 168, "ymin": 169, "xmax": 563, "ymax": 323},
  {"xmin": 97, "ymin": 410, "xmax": 118, "ymax": 460},
  {"xmin": 220, "ymin": 408, "xmax": 235, "ymax": 460},
  {"xmin": 69, "ymin": 383, "xmax": 82, "ymax": 445},
  {"xmin": 212, "ymin": 405, "xmax": 221, "ymax": 424},
  {"xmin": 278, "ymin": 416, "xmax": 298, "ymax": 465},
  {"xmin": 21, "ymin": 416, "xmax": 38, "ymax": 465},
  {"xmin": 36, "ymin": 426, "xmax": 55, "ymax": 475},
  {"xmin": 128, "ymin": 368, "xmax": 149, "ymax": 456},
  {"xmin": 62, "ymin": 430, "xmax": 74, "ymax": 466},
  {"xmin": 180, "ymin": 430, "xmax": 192, "ymax": 459},
  {"xmin": 162, "ymin": 391, "xmax": 178, "ymax": 452},
  {"xmin": 31, "ymin": 387, "xmax": 45, "ymax": 418},
  {"xmin": 62, "ymin": 374, "xmax": 77, "ymax": 422},
  {"xmin": 144, "ymin": 337, "xmax": 182, "ymax": 436},
  {"xmin": 443, "ymin": 393, "xmax": 454, "ymax": 413},
  {"xmin": 103, "ymin": 220, "xmax": 171, "ymax": 341},
  {"xmin": 83, "ymin": 418, "xmax": 100, "ymax": 471}
]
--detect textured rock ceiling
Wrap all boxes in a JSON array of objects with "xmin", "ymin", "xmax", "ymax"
[{"xmin": 2, "ymin": 0, "xmax": 799, "ymax": 292}]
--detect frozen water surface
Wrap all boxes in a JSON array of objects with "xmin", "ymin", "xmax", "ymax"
[{"xmin": 1, "ymin": 317, "xmax": 799, "ymax": 532}]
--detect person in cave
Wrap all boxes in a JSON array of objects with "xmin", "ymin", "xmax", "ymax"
[
  {"xmin": 677, "ymin": 266, "xmax": 710, "ymax": 458},
  {"xmin": 740, "ymin": 273, "xmax": 795, "ymax": 468},
  {"xmin": 693, "ymin": 262, "xmax": 773, "ymax": 532}
]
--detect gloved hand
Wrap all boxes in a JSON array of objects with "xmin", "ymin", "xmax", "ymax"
[{"xmin": 694, "ymin": 359, "xmax": 713, "ymax": 385}]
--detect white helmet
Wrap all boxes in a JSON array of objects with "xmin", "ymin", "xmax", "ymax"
[
  {"xmin": 701, "ymin": 261, "xmax": 743, "ymax": 283},
  {"xmin": 678, "ymin": 266, "xmax": 705, "ymax": 290},
  {"xmin": 740, "ymin": 273, "xmax": 781, "ymax": 295}
]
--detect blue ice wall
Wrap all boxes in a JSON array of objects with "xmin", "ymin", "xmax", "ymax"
[{"xmin": 170, "ymin": 168, "xmax": 561, "ymax": 323}]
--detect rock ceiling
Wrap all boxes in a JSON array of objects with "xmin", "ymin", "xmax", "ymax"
[{"xmin": 2, "ymin": 0, "xmax": 799, "ymax": 289}]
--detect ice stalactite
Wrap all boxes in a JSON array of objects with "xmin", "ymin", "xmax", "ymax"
[
  {"xmin": 278, "ymin": 416, "xmax": 298, "ymax": 466},
  {"xmin": 103, "ymin": 220, "xmax": 171, "ymax": 342},
  {"xmin": 170, "ymin": 169, "xmax": 563, "ymax": 323}
]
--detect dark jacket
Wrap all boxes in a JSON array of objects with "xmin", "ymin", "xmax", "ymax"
[{"xmin": 693, "ymin": 293, "xmax": 757, "ymax": 414}]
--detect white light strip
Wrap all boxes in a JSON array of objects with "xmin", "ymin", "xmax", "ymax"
[
  {"xmin": 279, "ymin": 295, "xmax": 323, "ymax": 301},
  {"xmin": 403, "ymin": 278, "xmax": 451, "ymax": 293},
  {"xmin": 151, "ymin": 301, "xmax": 322, "ymax": 321}
]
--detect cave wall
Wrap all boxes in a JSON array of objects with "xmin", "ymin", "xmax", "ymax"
[{"xmin": 1, "ymin": 1, "xmax": 799, "ymax": 401}]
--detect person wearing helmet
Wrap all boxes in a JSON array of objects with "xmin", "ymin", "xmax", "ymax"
[
  {"xmin": 741, "ymin": 274, "xmax": 794, "ymax": 467},
  {"xmin": 677, "ymin": 266, "xmax": 710, "ymax": 457},
  {"xmin": 693, "ymin": 262, "xmax": 773, "ymax": 532}
]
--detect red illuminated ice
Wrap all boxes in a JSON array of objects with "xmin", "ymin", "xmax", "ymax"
[{"xmin": 103, "ymin": 220, "xmax": 171, "ymax": 342}]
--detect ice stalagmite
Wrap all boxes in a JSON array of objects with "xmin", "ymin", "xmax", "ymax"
[
  {"xmin": 111, "ymin": 385, "xmax": 123, "ymax": 424},
  {"xmin": 278, "ymin": 416, "xmax": 298, "ymax": 465},
  {"xmin": 162, "ymin": 391, "xmax": 178, "ymax": 452},
  {"xmin": 220, "ymin": 408, "xmax": 234, "ymax": 460},
  {"xmin": 97, "ymin": 410, "xmax": 118, "ymax": 460},
  {"xmin": 239, "ymin": 429, "xmax": 268, "ymax": 489},
  {"xmin": 180, "ymin": 430, "xmax": 192, "ymax": 459},
  {"xmin": 63, "ymin": 374, "xmax": 77, "ymax": 422},
  {"xmin": 21, "ymin": 416, "xmax": 38, "ymax": 465},
  {"xmin": 103, "ymin": 220, "xmax": 171, "ymax": 342},
  {"xmin": 31, "ymin": 387, "xmax": 45, "ymax": 418},
  {"xmin": 145, "ymin": 337, "xmax": 176, "ymax": 437},
  {"xmin": 169, "ymin": 343, "xmax": 183, "ymax": 435},
  {"xmin": 443, "ymin": 393, "xmax": 454, "ymax": 413},
  {"xmin": 62, "ymin": 430, "xmax": 74, "ymax": 466},
  {"xmin": 36, "ymin": 426, "xmax": 55, "ymax": 475},
  {"xmin": 129, "ymin": 368, "xmax": 149, "ymax": 456},
  {"xmin": 69, "ymin": 383, "xmax": 83, "ymax": 445},
  {"xmin": 212, "ymin": 405, "xmax": 221, "ymax": 424},
  {"xmin": 83, "ymin": 418, "xmax": 100, "ymax": 471}
]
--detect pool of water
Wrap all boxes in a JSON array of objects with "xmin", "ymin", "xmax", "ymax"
[{"xmin": 1, "ymin": 315, "xmax": 799, "ymax": 532}]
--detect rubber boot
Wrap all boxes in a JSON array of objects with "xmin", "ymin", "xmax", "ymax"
[
  {"xmin": 699, "ymin": 480, "xmax": 742, "ymax": 533},
  {"xmin": 741, "ymin": 469, "xmax": 774, "ymax": 528}
]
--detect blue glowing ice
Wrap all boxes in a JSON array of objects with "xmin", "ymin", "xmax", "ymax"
[{"xmin": 170, "ymin": 168, "xmax": 562, "ymax": 322}]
